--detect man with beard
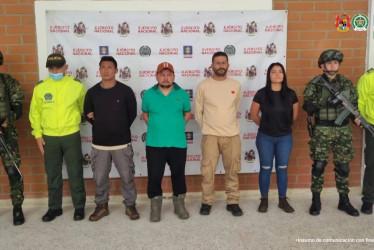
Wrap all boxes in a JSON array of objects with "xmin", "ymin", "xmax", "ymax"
[
  {"xmin": 194, "ymin": 51, "xmax": 243, "ymax": 216},
  {"xmin": 142, "ymin": 62, "xmax": 191, "ymax": 222}
]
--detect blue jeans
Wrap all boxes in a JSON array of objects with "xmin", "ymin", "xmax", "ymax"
[{"xmin": 256, "ymin": 132, "xmax": 293, "ymax": 197}]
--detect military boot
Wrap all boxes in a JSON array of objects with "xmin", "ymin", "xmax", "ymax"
[
  {"xmin": 125, "ymin": 205, "xmax": 140, "ymax": 220},
  {"xmin": 309, "ymin": 192, "xmax": 321, "ymax": 216},
  {"xmin": 338, "ymin": 194, "xmax": 359, "ymax": 217},
  {"xmin": 150, "ymin": 196, "xmax": 162, "ymax": 222},
  {"xmin": 13, "ymin": 205, "xmax": 25, "ymax": 226},
  {"xmin": 89, "ymin": 203, "xmax": 109, "ymax": 221},
  {"xmin": 172, "ymin": 193, "xmax": 189, "ymax": 219}
]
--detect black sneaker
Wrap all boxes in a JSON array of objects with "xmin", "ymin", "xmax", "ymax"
[
  {"xmin": 226, "ymin": 204, "xmax": 243, "ymax": 216},
  {"xmin": 361, "ymin": 202, "xmax": 373, "ymax": 214},
  {"xmin": 74, "ymin": 208, "xmax": 85, "ymax": 221},
  {"xmin": 42, "ymin": 208, "xmax": 63, "ymax": 222},
  {"xmin": 199, "ymin": 204, "xmax": 211, "ymax": 215}
]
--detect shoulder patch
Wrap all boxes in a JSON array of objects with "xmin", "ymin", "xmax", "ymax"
[
  {"xmin": 35, "ymin": 80, "xmax": 44, "ymax": 86},
  {"xmin": 311, "ymin": 75, "xmax": 322, "ymax": 85}
]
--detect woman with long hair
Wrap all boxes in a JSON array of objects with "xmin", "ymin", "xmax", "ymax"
[{"xmin": 250, "ymin": 62, "xmax": 298, "ymax": 213}]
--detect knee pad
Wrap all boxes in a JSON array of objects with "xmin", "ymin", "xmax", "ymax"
[
  {"xmin": 335, "ymin": 163, "xmax": 350, "ymax": 177},
  {"xmin": 5, "ymin": 167, "xmax": 22, "ymax": 184},
  {"xmin": 312, "ymin": 161, "xmax": 327, "ymax": 177}
]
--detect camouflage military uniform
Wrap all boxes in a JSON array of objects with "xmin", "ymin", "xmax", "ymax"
[
  {"xmin": 0, "ymin": 73, "xmax": 24, "ymax": 206},
  {"xmin": 304, "ymin": 74, "xmax": 358, "ymax": 194}
]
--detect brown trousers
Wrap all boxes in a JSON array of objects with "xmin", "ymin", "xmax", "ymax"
[{"xmin": 200, "ymin": 135, "xmax": 242, "ymax": 205}]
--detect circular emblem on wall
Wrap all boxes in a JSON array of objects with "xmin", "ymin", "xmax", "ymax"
[
  {"xmin": 141, "ymin": 132, "xmax": 147, "ymax": 142},
  {"xmin": 224, "ymin": 45, "xmax": 236, "ymax": 56},
  {"xmin": 352, "ymin": 14, "xmax": 368, "ymax": 31},
  {"xmin": 139, "ymin": 46, "xmax": 151, "ymax": 57}
]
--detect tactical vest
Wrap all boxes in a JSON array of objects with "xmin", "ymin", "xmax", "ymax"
[
  {"xmin": 0, "ymin": 74, "xmax": 9, "ymax": 121},
  {"xmin": 315, "ymin": 81, "xmax": 350, "ymax": 125}
]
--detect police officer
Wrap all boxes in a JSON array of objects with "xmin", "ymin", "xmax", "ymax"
[
  {"xmin": 0, "ymin": 50, "xmax": 25, "ymax": 225},
  {"xmin": 29, "ymin": 53, "xmax": 86, "ymax": 222},
  {"xmin": 357, "ymin": 68, "xmax": 374, "ymax": 214},
  {"xmin": 303, "ymin": 49, "xmax": 360, "ymax": 216}
]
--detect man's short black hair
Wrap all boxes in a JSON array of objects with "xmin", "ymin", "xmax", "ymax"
[
  {"xmin": 99, "ymin": 56, "xmax": 117, "ymax": 68},
  {"xmin": 212, "ymin": 51, "xmax": 228, "ymax": 63}
]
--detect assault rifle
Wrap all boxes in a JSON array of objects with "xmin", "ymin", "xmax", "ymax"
[
  {"xmin": 313, "ymin": 75, "xmax": 374, "ymax": 137},
  {"xmin": 0, "ymin": 75, "xmax": 23, "ymax": 180},
  {"xmin": 0, "ymin": 133, "xmax": 23, "ymax": 181}
]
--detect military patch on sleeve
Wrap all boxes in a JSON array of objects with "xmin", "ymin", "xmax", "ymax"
[{"xmin": 311, "ymin": 75, "xmax": 322, "ymax": 85}]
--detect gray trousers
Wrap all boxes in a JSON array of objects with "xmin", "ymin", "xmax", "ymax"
[{"xmin": 91, "ymin": 146, "xmax": 137, "ymax": 206}]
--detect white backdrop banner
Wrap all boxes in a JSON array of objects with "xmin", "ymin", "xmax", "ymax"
[{"xmin": 44, "ymin": 10, "xmax": 287, "ymax": 178}]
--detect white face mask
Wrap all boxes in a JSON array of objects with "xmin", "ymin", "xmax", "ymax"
[{"xmin": 49, "ymin": 72, "xmax": 64, "ymax": 81}]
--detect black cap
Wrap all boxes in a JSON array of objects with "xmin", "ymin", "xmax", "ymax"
[{"xmin": 46, "ymin": 53, "xmax": 66, "ymax": 68}]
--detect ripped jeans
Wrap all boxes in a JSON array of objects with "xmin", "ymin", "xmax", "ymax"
[{"xmin": 255, "ymin": 132, "xmax": 293, "ymax": 197}]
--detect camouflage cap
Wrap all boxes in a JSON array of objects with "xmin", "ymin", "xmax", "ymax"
[
  {"xmin": 46, "ymin": 53, "xmax": 66, "ymax": 68},
  {"xmin": 0, "ymin": 51, "xmax": 3, "ymax": 65},
  {"xmin": 318, "ymin": 49, "xmax": 344, "ymax": 68}
]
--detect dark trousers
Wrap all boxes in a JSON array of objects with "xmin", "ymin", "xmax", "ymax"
[
  {"xmin": 146, "ymin": 146, "xmax": 187, "ymax": 198},
  {"xmin": 362, "ymin": 131, "xmax": 374, "ymax": 204},
  {"xmin": 44, "ymin": 131, "xmax": 86, "ymax": 209}
]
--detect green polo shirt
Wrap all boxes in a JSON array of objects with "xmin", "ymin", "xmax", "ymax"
[{"xmin": 142, "ymin": 83, "xmax": 191, "ymax": 148}]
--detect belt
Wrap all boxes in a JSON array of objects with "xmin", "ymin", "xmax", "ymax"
[
  {"xmin": 315, "ymin": 119, "xmax": 349, "ymax": 127},
  {"xmin": 92, "ymin": 142, "xmax": 131, "ymax": 151}
]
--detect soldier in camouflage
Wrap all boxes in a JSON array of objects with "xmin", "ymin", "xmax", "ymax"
[
  {"xmin": 303, "ymin": 49, "xmax": 360, "ymax": 217},
  {"xmin": 0, "ymin": 50, "xmax": 25, "ymax": 225}
]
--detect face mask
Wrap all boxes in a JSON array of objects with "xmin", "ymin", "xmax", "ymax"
[{"xmin": 49, "ymin": 72, "xmax": 64, "ymax": 81}]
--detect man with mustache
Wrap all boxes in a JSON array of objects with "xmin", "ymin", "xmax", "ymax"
[
  {"xmin": 194, "ymin": 51, "xmax": 243, "ymax": 216},
  {"xmin": 142, "ymin": 62, "xmax": 191, "ymax": 222}
]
